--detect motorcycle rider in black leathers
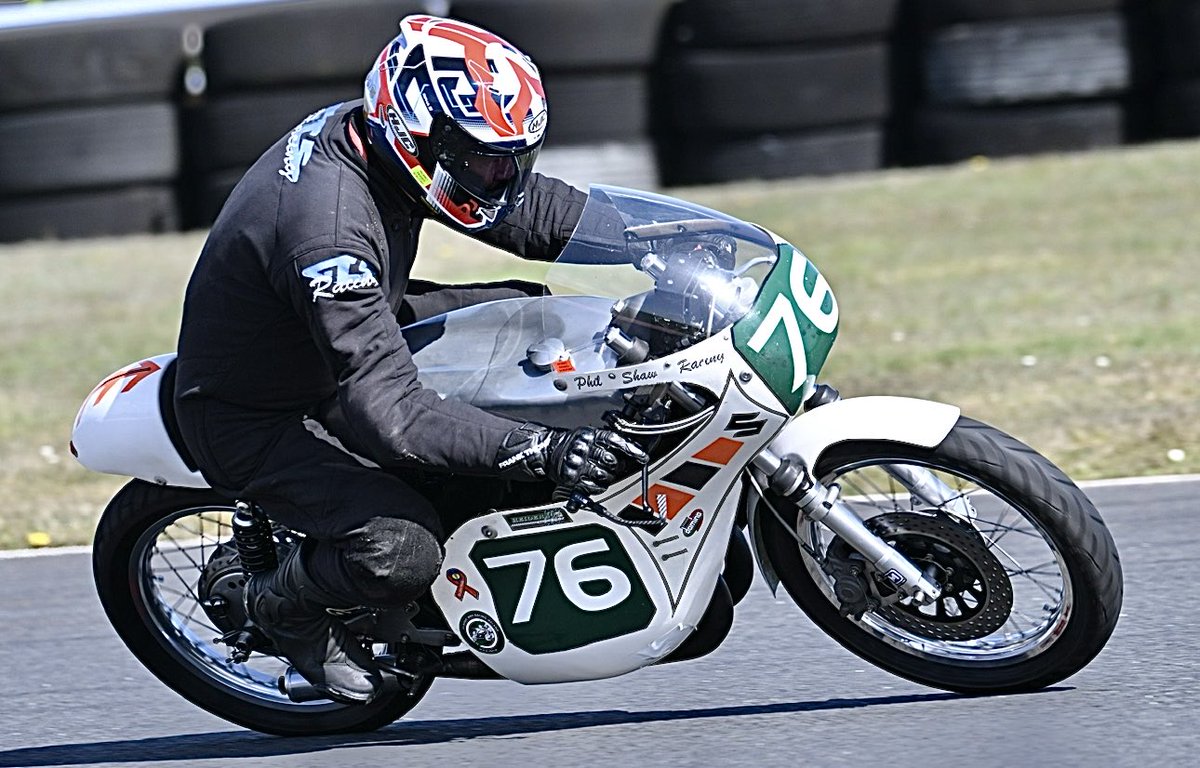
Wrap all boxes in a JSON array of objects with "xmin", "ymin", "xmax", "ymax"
[{"xmin": 173, "ymin": 15, "xmax": 646, "ymax": 704}]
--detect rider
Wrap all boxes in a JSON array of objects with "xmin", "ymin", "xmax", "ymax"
[{"xmin": 173, "ymin": 15, "xmax": 646, "ymax": 704}]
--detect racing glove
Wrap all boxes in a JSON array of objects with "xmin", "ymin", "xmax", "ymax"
[{"xmin": 497, "ymin": 423, "xmax": 648, "ymax": 496}]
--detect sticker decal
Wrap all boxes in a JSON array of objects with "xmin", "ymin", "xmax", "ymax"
[
  {"xmin": 460, "ymin": 611, "xmax": 504, "ymax": 654},
  {"xmin": 279, "ymin": 104, "xmax": 340, "ymax": 183},
  {"xmin": 619, "ymin": 437, "xmax": 744, "ymax": 522},
  {"xmin": 726, "ymin": 412, "xmax": 766, "ymax": 438},
  {"xmin": 681, "ymin": 509, "xmax": 704, "ymax": 537},
  {"xmin": 300, "ymin": 255, "xmax": 379, "ymax": 301},
  {"xmin": 384, "ymin": 104, "xmax": 418, "ymax": 155},
  {"xmin": 692, "ymin": 437, "xmax": 743, "ymax": 466},
  {"xmin": 677, "ymin": 352, "xmax": 724, "ymax": 373},
  {"xmin": 732, "ymin": 243, "xmax": 839, "ymax": 413},
  {"xmin": 528, "ymin": 109, "xmax": 547, "ymax": 134},
  {"xmin": 446, "ymin": 568, "xmax": 480, "ymax": 600},
  {"xmin": 469, "ymin": 524, "xmax": 654, "ymax": 654},
  {"xmin": 88, "ymin": 360, "xmax": 161, "ymax": 407},
  {"xmin": 504, "ymin": 508, "xmax": 569, "ymax": 531},
  {"xmin": 634, "ymin": 484, "xmax": 695, "ymax": 521}
]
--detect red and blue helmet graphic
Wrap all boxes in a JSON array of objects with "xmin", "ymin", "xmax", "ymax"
[{"xmin": 364, "ymin": 15, "xmax": 547, "ymax": 230}]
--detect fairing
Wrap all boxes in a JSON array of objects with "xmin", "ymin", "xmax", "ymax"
[{"xmin": 407, "ymin": 184, "xmax": 801, "ymax": 422}]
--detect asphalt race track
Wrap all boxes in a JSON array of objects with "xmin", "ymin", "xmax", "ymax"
[{"xmin": 1, "ymin": 477, "xmax": 1197, "ymax": 768}]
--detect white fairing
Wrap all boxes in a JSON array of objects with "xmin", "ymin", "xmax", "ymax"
[
  {"xmin": 766, "ymin": 395, "xmax": 961, "ymax": 468},
  {"xmin": 745, "ymin": 395, "xmax": 962, "ymax": 594},
  {"xmin": 433, "ymin": 343, "xmax": 788, "ymax": 684},
  {"xmin": 72, "ymin": 353, "xmax": 209, "ymax": 489}
]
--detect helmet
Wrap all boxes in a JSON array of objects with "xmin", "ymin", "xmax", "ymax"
[{"xmin": 364, "ymin": 15, "xmax": 548, "ymax": 231}]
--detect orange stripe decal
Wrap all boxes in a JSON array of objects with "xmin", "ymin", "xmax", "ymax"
[
  {"xmin": 634, "ymin": 484, "xmax": 695, "ymax": 521},
  {"xmin": 692, "ymin": 437, "xmax": 744, "ymax": 466}
]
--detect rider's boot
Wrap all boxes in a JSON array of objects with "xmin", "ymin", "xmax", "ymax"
[{"xmin": 243, "ymin": 543, "xmax": 383, "ymax": 704}]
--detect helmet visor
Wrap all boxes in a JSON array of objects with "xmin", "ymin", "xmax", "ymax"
[{"xmin": 431, "ymin": 118, "xmax": 540, "ymax": 208}]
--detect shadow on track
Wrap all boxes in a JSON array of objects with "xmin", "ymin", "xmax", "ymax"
[{"xmin": 0, "ymin": 689, "xmax": 1067, "ymax": 767}]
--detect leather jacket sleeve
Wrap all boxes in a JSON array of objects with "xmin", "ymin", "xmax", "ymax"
[
  {"xmin": 276, "ymin": 246, "xmax": 518, "ymax": 472},
  {"xmin": 474, "ymin": 172, "xmax": 588, "ymax": 261}
]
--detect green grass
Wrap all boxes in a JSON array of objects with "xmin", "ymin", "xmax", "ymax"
[{"xmin": 2, "ymin": 141, "xmax": 1198, "ymax": 549}]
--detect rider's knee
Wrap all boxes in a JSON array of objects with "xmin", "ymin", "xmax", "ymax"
[{"xmin": 342, "ymin": 516, "xmax": 443, "ymax": 606}]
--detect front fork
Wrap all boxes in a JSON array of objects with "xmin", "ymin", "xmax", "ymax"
[{"xmin": 752, "ymin": 449, "xmax": 943, "ymax": 605}]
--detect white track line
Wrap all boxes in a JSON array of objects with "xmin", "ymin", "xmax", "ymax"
[{"xmin": 2, "ymin": 474, "xmax": 1198, "ymax": 561}]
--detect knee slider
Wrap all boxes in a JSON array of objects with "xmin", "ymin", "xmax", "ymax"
[{"xmin": 343, "ymin": 517, "xmax": 443, "ymax": 606}]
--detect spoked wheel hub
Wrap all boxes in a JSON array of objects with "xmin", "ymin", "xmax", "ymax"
[
  {"xmin": 197, "ymin": 541, "xmax": 251, "ymax": 633},
  {"xmin": 830, "ymin": 512, "xmax": 1013, "ymax": 641}
]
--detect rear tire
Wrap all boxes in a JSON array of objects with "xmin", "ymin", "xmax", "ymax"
[
  {"xmin": 93, "ymin": 480, "xmax": 432, "ymax": 735},
  {"xmin": 762, "ymin": 417, "xmax": 1122, "ymax": 694}
]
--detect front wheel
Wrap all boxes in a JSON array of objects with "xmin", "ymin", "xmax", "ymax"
[
  {"xmin": 762, "ymin": 417, "xmax": 1122, "ymax": 694},
  {"xmin": 92, "ymin": 480, "xmax": 433, "ymax": 735}
]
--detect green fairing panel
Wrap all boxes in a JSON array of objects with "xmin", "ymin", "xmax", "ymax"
[{"xmin": 731, "ymin": 243, "xmax": 839, "ymax": 413}]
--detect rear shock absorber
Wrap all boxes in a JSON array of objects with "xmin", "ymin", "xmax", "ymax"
[{"xmin": 231, "ymin": 501, "xmax": 278, "ymax": 576}]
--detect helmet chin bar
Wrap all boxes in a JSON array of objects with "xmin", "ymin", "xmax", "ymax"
[{"xmin": 427, "ymin": 163, "xmax": 506, "ymax": 231}]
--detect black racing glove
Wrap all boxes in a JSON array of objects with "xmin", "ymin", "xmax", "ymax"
[{"xmin": 497, "ymin": 423, "xmax": 649, "ymax": 496}]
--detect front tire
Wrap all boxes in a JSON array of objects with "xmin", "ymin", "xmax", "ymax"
[
  {"xmin": 762, "ymin": 417, "xmax": 1122, "ymax": 694},
  {"xmin": 93, "ymin": 480, "xmax": 432, "ymax": 735}
]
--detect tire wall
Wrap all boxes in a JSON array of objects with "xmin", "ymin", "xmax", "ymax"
[
  {"xmin": 903, "ymin": 0, "xmax": 1132, "ymax": 164},
  {"xmin": 0, "ymin": 22, "xmax": 187, "ymax": 242},
  {"xmin": 654, "ymin": 0, "xmax": 899, "ymax": 186},
  {"xmin": 0, "ymin": 0, "xmax": 1191, "ymax": 242}
]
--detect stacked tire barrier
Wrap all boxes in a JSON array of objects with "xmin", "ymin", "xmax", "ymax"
[
  {"xmin": 181, "ymin": 0, "xmax": 422, "ymax": 226},
  {"xmin": 653, "ymin": 0, "xmax": 898, "ymax": 186},
  {"xmin": 452, "ymin": 0, "xmax": 675, "ymax": 190},
  {"xmin": 184, "ymin": 0, "xmax": 675, "ymax": 223},
  {"xmin": 1147, "ymin": 1, "xmax": 1200, "ymax": 139},
  {"xmin": 0, "ymin": 21, "xmax": 185, "ymax": 241},
  {"xmin": 905, "ymin": 0, "xmax": 1131, "ymax": 165},
  {"xmin": 2, "ymin": 0, "xmax": 1200, "ymax": 243}
]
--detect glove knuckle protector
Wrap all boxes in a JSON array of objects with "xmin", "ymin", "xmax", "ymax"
[{"xmin": 497, "ymin": 423, "xmax": 645, "ymax": 497}]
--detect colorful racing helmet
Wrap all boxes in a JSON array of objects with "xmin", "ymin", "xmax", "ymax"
[{"xmin": 364, "ymin": 15, "xmax": 548, "ymax": 231}]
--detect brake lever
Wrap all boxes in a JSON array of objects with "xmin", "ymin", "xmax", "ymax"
[{"xmin": 558, "ymin": 460, "xmax": 661, "ymax": 529}]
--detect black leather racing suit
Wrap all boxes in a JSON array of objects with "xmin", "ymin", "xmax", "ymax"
[{"xmin": 174, "ymin": 100, "xmax": 587, "ymax": 606}]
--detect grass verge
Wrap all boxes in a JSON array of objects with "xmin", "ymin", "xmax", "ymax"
[{"xmin": 1, "ymin": 142, "xmax": 1196, "ymax": 549}]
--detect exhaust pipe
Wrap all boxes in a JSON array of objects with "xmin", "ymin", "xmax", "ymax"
[
  {"xmin": 278, "ymin": 665, "xmax": 408, "ymax": 703},
  {"xmin": 278, "ymin": 668, "xmax": 327, "ymax": 703}
]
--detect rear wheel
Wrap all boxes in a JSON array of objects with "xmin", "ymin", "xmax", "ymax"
[
  {"xmin": 93, "ymin": 480, "xmax": 433, "ymax": 735},
  {"xmin": 762, "ymin": 417, "xmax": 1122, "ymax": 693}
]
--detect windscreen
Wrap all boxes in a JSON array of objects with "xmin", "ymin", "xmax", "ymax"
[
  {"xmin": 406, "ymin": 186, "xmax": 785, "ymax": 417},
  {"xmin": 546, "ymin": 185, "xmax": 779, "ymax": 342}
]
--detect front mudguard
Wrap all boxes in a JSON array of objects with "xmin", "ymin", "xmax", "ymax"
[{"xmin": 743, "ymin": 396, "xmax": 961, "ymax": 595}]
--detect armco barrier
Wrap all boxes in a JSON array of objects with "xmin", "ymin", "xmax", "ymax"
[{"xmin": 0, "ymin": 0, "xmax": 1195, "ymax": 242}]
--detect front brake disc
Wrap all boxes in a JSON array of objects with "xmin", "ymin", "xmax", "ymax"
[{"xmin": 832, "ymin": 512, "xmax": 1014, "ymax": 641}]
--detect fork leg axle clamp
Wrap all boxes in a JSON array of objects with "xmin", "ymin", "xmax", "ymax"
[{"xmin": 754, "ymin": 450, "xmax": 942, "ymax": 604}]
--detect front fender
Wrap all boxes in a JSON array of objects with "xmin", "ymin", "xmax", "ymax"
[{"xmin": 744, "ymin": 396, "xmax": 961, "ymax": 595}]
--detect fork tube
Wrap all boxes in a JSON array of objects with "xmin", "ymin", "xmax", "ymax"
[
  {"xmin": 800, "ymin": 385, "xmax": 974, "ymax": 520},
  {"xmin": 754, "ymin": 449, "xmax": 941, "ymax": 603},
  {"xmin": 882, "ymin": 464, "xmax": 977, "ymax": 521}
]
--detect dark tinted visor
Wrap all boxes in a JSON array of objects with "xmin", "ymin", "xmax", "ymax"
[{"xmin": 431, "ymin": 117, "xmax": 539, "ymax": 207}]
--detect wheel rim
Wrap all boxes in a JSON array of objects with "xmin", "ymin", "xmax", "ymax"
[
  {"xmin": 130, "ymin": 504, "xmax": 347, "ymax": 711},
  {"xmin": 798, "ymin": 460, "xmax": 1074, "ymax": 663}
]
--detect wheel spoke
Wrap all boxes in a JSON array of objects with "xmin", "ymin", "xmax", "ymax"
[
  {"xmin": 792, "ymin": 451, "xmax": 1075, "ymax": 664},
  {"xmin": 130, "ymin": 505, "xmax": 335, "ymax": 709}
]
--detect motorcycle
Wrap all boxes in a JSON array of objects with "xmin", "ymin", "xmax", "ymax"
[{"xmin": 73, "ymin": 185, "xmax": 1122, "ymax": 736}]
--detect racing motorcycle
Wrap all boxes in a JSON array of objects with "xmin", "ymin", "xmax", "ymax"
[{"xmin": 73, "ymin": 185, "xmax": 1122, "ymax": 736}]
